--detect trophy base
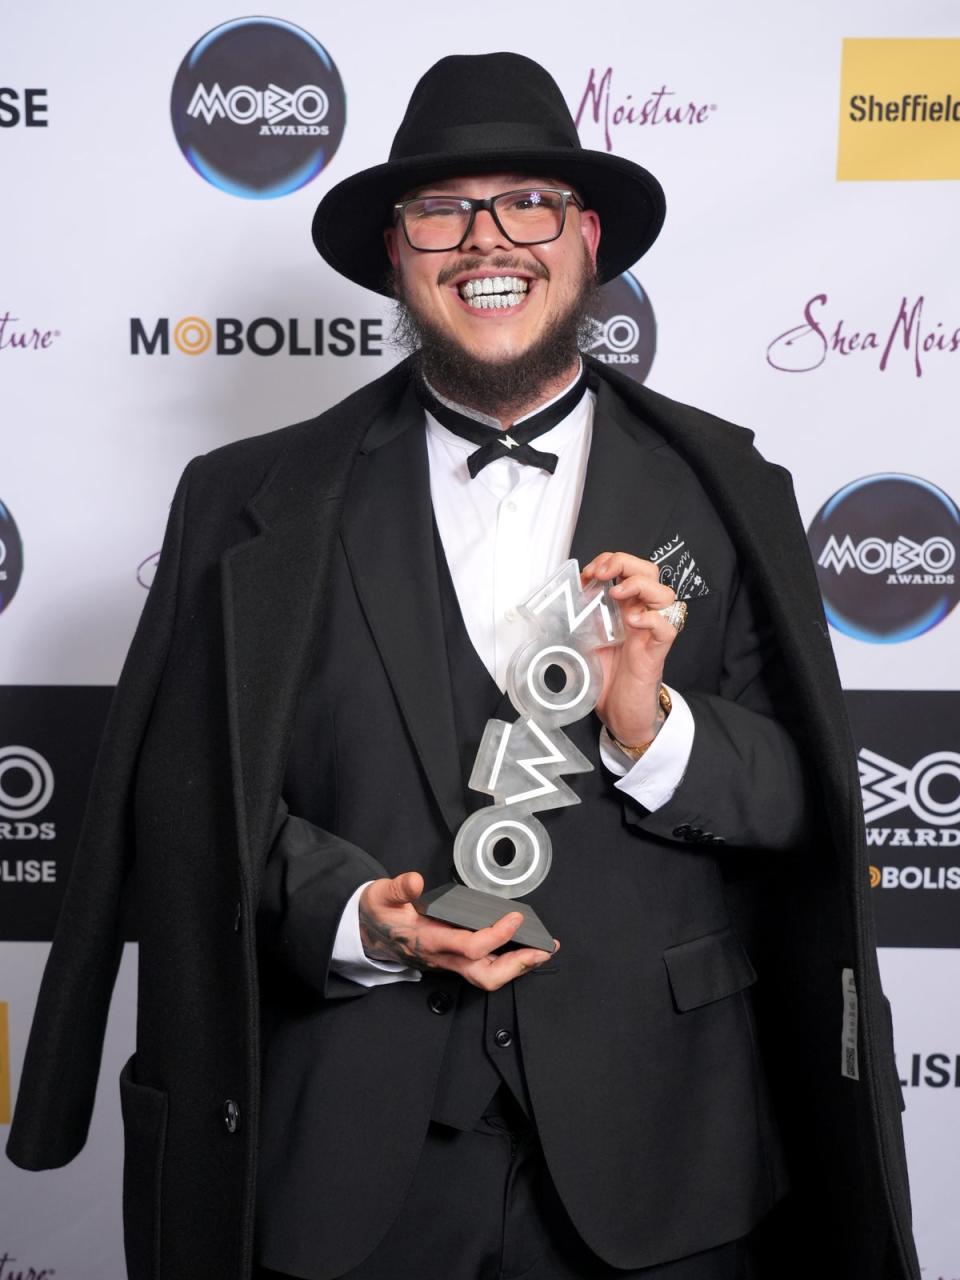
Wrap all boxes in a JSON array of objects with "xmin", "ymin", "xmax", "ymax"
[{"xmin": 414, "ymin": 884, "xmax": 557, "ymax": 953}]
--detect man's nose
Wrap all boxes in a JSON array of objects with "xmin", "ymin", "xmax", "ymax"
[{"xmin": 462, "ymin": 207, "xmax": 512, "ymax": 253}]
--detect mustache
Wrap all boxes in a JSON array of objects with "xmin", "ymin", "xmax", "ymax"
[{"xmin": 435, "ymin": 255, "xmax": 550, "ymax": 287}]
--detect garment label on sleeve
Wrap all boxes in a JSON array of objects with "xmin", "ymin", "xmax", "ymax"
[{"xmin": 841, "ymin": 968, "xmax": 860, "ymax": 1081}]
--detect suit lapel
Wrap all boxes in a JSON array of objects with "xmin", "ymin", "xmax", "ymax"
[
  {"xmin": 571, "ymin": 377, "xmax": 687, "ymax": 570},
  {"xmin": 339, "ymin": 387, "xmax": 464, "ymax": 835}
]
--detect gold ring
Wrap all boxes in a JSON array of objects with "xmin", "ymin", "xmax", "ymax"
[{"xmin": 657, "ymin": 601, "xmax": 688, "ymax": 633}]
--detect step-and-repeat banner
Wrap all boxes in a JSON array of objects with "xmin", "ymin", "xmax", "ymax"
[{"xmin": 3, "ymin": 3, "xmax": 959, "ymax": 1275}]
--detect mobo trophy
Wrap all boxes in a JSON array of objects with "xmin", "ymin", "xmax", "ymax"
[{"xmin": 415, "ymin": 559, "xmax": 624, "ymax": 951}]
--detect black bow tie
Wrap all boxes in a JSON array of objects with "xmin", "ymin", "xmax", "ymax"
[{"xmin": 417, "ymin": 370, "xmax": 590, "ymax": 479}]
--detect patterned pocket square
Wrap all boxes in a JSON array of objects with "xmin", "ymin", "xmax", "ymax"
[{"xmin": 649, "ymin": 534, "xmax": 711, "ymax": 599}]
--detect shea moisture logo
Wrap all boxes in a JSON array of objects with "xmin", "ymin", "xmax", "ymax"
[
  {"xmin": 767, "ymin": 294, "xmax": 960, "ymax": 378},
  {"xmin": 0, "ymin": 311, "xmax": 61, "ymax": 353},
  {"xmin": 807, "ymin": 475, "xmax": 960, "ymax": 643},
  {"xmin": 137, "ymin": 551, "xmax": 160, "ymax": 589},
  {"xmin": 170, "ymin": 18, "xmax": 346, "ymax": 197},
  {"xmin": 0, "ymin": 1255, "xmax": 57, "ymax": 1279},
  {"xmin": 574, "ymin": 67, "xmax": 716, "ymax": 152}
]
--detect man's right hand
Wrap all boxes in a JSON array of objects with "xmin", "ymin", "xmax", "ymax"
[{"xmin": 358, "ymin": 872, "xmax": 557, "ymax": 991}]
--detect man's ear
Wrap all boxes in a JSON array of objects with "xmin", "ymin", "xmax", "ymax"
[
  {"xmin": 384, "ymin": 225, "xmax": 400, "ymax": 268},
  {"xmin": 579, "ymin": 208, "xmax": 601, "ymax": 271}
]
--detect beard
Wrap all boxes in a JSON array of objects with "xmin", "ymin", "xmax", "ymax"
[{"xmin": 389, "ymin": 252, "xmax": 600, "ymax": 419}]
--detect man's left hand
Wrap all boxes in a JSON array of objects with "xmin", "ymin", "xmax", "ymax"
[{"xmin": 581, "ymin": 551, "xmax": 681, "ymax": 749}]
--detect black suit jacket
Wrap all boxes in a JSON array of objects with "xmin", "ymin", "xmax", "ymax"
[
  {"xmin": 255, "ymin": 374, "xmax": 802, "ymax": 1276},
  {"xmin": 6, "ymin": 357, "xmax": 919, "ymax": 1280}
]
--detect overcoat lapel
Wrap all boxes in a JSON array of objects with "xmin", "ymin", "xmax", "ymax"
[
  {"xmin": 219, "ymin": 360, "xmax": 415, "ymax": 893},
  {"xmin": 339, "ymin": 387, "xmax": 464, "ymax": 835},
  {"xmin": 592, "ymin": 360, "xmax": 857, "ymax": 831}
]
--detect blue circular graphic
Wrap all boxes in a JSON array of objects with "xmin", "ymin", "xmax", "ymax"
[
  {"xmin": 0, "ymin": 499, "xmax": 24, "ymax": 615},
  {"xmin": 170, "ymin": 17, "xmax": 346, "ymax": 199},
  {"xmin": 807, "ymin": 473, "xmax": 960, "ymax": 643},
  {"xmin": 586, "ymin": 271, "xmax": 656, "ymax": 383}
]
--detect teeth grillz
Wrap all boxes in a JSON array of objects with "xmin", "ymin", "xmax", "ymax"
[{"xmin": 457, "ymin": 276, "xmax": 530, "ymax": 309}]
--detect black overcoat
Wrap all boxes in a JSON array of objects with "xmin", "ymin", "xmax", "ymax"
[{"xmin": 7, "ymin": 357, "xmax": 919, "ymax": 1280}]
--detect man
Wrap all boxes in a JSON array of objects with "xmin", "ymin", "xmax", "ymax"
[{"xmin": 8, "ymin": 52, "xmax": 917, "ymax": 1280}]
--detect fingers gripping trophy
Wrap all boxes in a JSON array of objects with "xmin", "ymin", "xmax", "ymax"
[{"xmin": 415, "ymin": 559, "xmax": 625, "ymax": 951}]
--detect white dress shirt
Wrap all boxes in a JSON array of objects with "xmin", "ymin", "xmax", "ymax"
[{"xmin": 330, "ymin": 367, "xmax": 695, "ymax": 985}]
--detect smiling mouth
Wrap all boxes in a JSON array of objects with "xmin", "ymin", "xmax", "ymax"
[{"xmin": 457, "ymin": 276, "xmax": 530, "ymax": 309}]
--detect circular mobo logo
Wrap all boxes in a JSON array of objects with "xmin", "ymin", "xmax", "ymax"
[
  {"xmin": 0, "ymin": 498, "xmax": 24, "ymax": 614},
  {"xmin": 585, "ymin": 271, "xmax": 656, "ymax": 383},
  {"xmin": 807, "ymin": 473, "xmax": 960, "ymax": 643},
  {"xmin": 0, "ymin": 746, "xmax": 54, "ymax": 819},
  {"xmin": 170, "ymin": 17, "xmax": 346, "ymax": 199}
]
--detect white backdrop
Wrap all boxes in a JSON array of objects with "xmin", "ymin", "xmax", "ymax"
[{"xmin": 2, "ymin": 2, "xmax": 958, "ymax": 1275}]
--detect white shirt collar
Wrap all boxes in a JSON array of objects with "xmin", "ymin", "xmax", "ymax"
[
  {"xmin": 422, "ymin": 359, "xmax": 589, "ymax": 469},
  {"xmin": 422, "ymin": 357, "xmax": 584, "ymax": 430}
]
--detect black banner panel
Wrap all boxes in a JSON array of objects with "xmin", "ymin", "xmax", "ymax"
[
  {"xmin": 0, "ymin": 686, "xmax": 113, "ymax": 941},
  {"xmin": 846, "ymin": 690, "xmax": 960, "ymax": 948}
]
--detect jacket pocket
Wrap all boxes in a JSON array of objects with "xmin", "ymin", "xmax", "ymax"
[
  {"xmin": 119, "ymin": 1054, "xmax": 168, "ymax": 1280},
  {"xmin": 663, "ymin": 925, "xmax": 757, "ymax": 1011},
  {"xmin": 674, "ymin": 590, "xmax": 722, "ymax": 630}
]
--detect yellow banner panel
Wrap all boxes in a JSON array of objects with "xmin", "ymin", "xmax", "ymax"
[{"xmin": 838, "ymin": 38, "xmax": 960, "ymax": 180}]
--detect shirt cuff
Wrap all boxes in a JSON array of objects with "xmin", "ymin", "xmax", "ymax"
[
  {"xmin": 599, "ymin": 686, "xmax": 695, "ymax": 812},
  {"xmin": 329, "ymin": 881, "xmax": 422, "ymax": 987}
]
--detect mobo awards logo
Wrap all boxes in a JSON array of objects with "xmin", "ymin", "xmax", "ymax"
[
  {"xmin": 0, "ymin": 745, "xmax": 56, "ymax": 849},
  {"xmin": 0, "ymin": 500, "xmax": 24, "ymax": 615},
  {"xmin": 862, "ymin": 743, "xmax": 960, "ymax": 849},
  {"xmin": 170, "ymin": 17, "xmax": 346, "ymax": 198},
  {"xmin": 586, "ymin": 272, "xmax": 656, "ymax": 383},
  {"xmin": 808, "ymin": 474, "xmax": 960, "ymax": 643}
]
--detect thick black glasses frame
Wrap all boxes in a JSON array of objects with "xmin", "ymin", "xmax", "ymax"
[{"xmin": 393, "ymin": 188, "xmax": 584, "ymax": 252}]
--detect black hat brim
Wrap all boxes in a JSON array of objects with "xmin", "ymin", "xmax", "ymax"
[{"xmin": 312, "ymin": 147, "xmax": 666, "ymax": 296}]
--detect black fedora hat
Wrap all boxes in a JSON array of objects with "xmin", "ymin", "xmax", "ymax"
[{"xmin": 312, "ymin": 52, "xmax": 665, "ymax": 295}]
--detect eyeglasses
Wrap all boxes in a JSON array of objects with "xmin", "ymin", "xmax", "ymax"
[{"xmin": 393, "ymin": 188, "xmax": 584, "ymax": 252}]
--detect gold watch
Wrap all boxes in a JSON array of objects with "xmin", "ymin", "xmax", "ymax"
[{"xmin": 609, "ymin": 686, "xmax": 673, "ymax": 761}]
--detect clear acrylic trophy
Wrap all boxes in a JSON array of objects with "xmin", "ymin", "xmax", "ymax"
[{"xmin": 415, "ymin": 560, "xmax": 624, "ymax": 951}]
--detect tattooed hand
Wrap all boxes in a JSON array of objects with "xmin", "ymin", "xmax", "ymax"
[{"xmin": 358, "ymin": 872, "xmax": 557, "ymax": 992}]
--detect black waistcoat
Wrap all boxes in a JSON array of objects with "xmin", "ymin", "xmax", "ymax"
[
  {"xmin": 283, "ymin": 512, "xmax": 534, "ymax": 1131},
  {"xmin": 429, "ymin": 525, "xmax": 533, "ymax": 1128}
]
